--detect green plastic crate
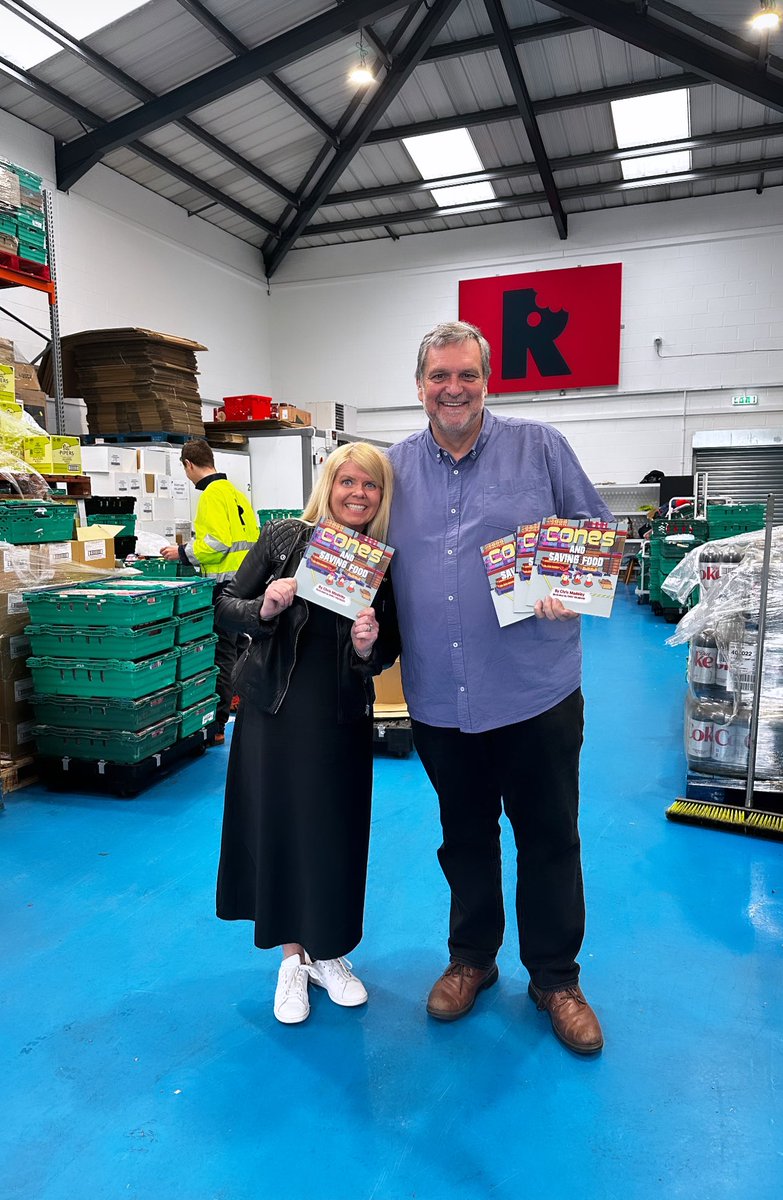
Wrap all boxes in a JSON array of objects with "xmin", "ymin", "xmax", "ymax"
[
  {"xmin": 25, "ymin": 618, "xmax": 177, "ymax": 661},
  {"xmin": 18, "ymin": 241, "xmax": 47, "ymax": 265},
  {"xmin": 0, "ymin": 499, "xmax": 76, "ymax": 545},
  {"xmin": 24, "ymin": 585, "xmax": 176, "ymax": 628},
  {"xmin": 130, "ymin": 558, "xmax": 198, "ymax": 579},
  {"xmin": 87, "ymin": 511, "xmax": 137, "ymax": 537},
  {"xmin": 9, "ymin": 164, "xmax": 43, "ymax": 191},
  {"xmin": 177, "ymin": 634, "xmax": 218, "ymax": 680},
  {"xmin": 175, "ymin": 608, "xmax": 214, "ymax": 644},
  {"xmin": 31, "ymin": 685, "xmax": 180, "ymax": 732},
  {"xmin": 93, "ymin": 575, "xmax": 213, "ymax": 615},
  {"xmin": 179, "ymin": 694, "xmax": 218, "ymax": 738},
  {"xmin": 28, "ymin": 647, "xmax": 180, "ymax": 699},
  {"xmin": 34, "ymin": 714, "xmax": 180, "ymax": 763},
  {"xmin": 257, "ymin": 508, "xmax": 302, "ymax": 525},
  {"xmin": 17, "ymin": 227, "xmax": 46, "ymax": 249},
  {"xmin": 176, "ymin": 666, "xmax": 219, "ymax": 710}
]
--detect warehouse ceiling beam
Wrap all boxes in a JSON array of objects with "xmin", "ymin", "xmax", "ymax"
[
  {"xmin": 0, "ymin": 56, "xmax": 278, "ymax": 237},
  {"xmin": 259, "ymin": 3, "xmax": 421, "ymax": 264},
  {"xmin": 538, "ymin": 0, "xmax": 783, "ymax": 115},
  {"xmin": 174, "ymin": 0, "xmax": 339, "ymax": 146},
  {"xmin": 323, "ymin": 120, "xmax": 783, "ymax": 204},
  {"xmin": 304, "ymin": 153, "xmax": 783, "ymax": 236},
  {"xmin": 263, "ymin": 0, "xmax": 464, "ymax": 279},
  {"xmin": 54, "ymin": 0, "xmax": 410, "ymax": 190},
  {"xmin": 2, "ymin": 0, "xmax": 298, "ymax": 206},
  {"xmin": 483, "ymin": 0, "xmax": 566, "ymax": 238},
  {"xmin": 423, "ymin": 15, "xmax": 584, "ymax": 60},
  {"xmin": 366, "ymin": 72, "xmax": 707, "ymax": 142},
  {"xmin": 647, "ymin": 0, "xmax": 783, "ymax": 76}
]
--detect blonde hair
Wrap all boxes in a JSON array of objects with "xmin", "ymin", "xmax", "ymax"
[{"xmin": 301, "ymin": 442, "xmax": 393, "ymax": 541}]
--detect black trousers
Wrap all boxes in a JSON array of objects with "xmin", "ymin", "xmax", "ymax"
[{"xmin": 412, "ymin": 688, "xmax": 586, "ymax": 991}]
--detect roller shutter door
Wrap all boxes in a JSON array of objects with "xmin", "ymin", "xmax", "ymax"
[{"xmin": 692, "ymin": 446, "xmax": 783, "ymax": 517}]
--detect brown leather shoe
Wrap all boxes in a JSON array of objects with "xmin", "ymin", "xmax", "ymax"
[
  {"xmin": 528, "ymin": 982, "xmax": 604, "ymax": 1054},
  {"xmin": 426, "ymin": 962, "xmax": 499, "ymax": 1021}
]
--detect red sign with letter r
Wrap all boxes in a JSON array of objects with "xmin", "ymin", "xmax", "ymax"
[{"xmin": 458, "ymin": 263, "xmax": 622, "ymax": 393}]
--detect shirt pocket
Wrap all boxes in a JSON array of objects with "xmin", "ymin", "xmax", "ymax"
[{"xmin": 483, "ymin": 481, "xmax": 553, "ymax": 532}]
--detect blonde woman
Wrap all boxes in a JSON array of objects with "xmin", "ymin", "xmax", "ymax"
[{"xmin": 215, "ymin": 444, "xmax": 398, "ymax": 1024}]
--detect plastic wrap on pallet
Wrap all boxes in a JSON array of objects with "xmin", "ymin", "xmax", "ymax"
[{"xmin": 665, "ymin": 528, "xmax": 783, "ymax": 638}]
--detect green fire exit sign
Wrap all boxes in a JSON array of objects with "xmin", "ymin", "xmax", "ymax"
[{"xmin": 731, "ymin": 394, "xmax": 759, "ymax": 406}]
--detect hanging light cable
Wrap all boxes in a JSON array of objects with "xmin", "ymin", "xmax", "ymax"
[{"xmin": 348, "ymin": 29, "xmax": 375, "ymax": 85}]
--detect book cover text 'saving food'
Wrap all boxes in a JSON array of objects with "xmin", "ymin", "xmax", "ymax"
[{"xmin": 293, "ymin": 519, "xmax": 394, "ymax": 620}]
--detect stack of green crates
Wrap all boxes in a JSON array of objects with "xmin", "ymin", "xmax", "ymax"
[
  {"xmin": 86, "ymin": 576, "xmax": 219, "ymax": 738},
  {"xmin": 0, "ymin": 161, "xmax": 47, "ymax": 265},
  {"xmin": 25, "ymin": 584, "xmax": 182, "ymax": 763},
  {"xmin": 649, "ymin": 516, "xmax": 709, "ymax": 617},
  {"xmin": 706, "ymin": 503, "xmax": 765, "ymax": 540},
  {"xmin": 128, "ymin": 557, "xmax": 199, "ymax": 579},
  {"xmin": 0, "ymin": 498, "xmax": 76, "ymax": 545}
]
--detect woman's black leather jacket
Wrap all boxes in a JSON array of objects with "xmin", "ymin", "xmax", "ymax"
[{"xmin": 215, "ymin": 518, "xmax": 400, "ymax": 722}]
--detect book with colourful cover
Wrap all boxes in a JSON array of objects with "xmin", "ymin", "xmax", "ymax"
[
  {"xmin": 513, "ymin": 520, "xmax": 542, "ymax": 613},
  {"xmin": 293, "ymin": 518, "xmax": 395, "ymax": 619},
  {"xmin": 526, "ymin": 517, "xmax": 627, "ymax": 618},
  {"xmin": 480, "ymin": 533, "xmax": 533, "ymax": 627}
]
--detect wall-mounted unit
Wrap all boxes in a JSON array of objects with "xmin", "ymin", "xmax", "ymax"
[{"xmin": 312, "ymin": 402, "xmax": 357, "ymax": 434}]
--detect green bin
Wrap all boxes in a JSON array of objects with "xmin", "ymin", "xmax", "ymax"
[
  {"xmin": 0, "ymin": 499, "xmax": 76, "ymax": 545},
  {"xmin": 177, "ymin": 666, "xmax": 219, "ymax": 710},
  {"xmin": 34, "ymin": 715, "xmax": 180, "ymax": 763},
  {"xmin": 179, "ymin": 694, "xmax": 219, "ymax": 738},
  {"xmin": 92, "ymin": 576, "xmax": 213, "ymax": 615},
  {"xmin": 24, "ymin": 585, "xmax": 176, "ymax": 628},
  {"xmin": 28, "ymin": 647, "xmax": 180, "ymax": 700},
  {"xmin": 87, "ymin": 511, "xmax": 137, "ymax": 537},
  {"xmin": 26, "ymin": 619, "xmax": 177, "ymax": 661},
  {"xmin": 31, "ymin": 685, "xmax": 179, "ymax": 731},
  {"xmin": 130, "ymin": 558, "xmax": 198, "ymax": 579},
  {"xmin": 177, "ymin": 635, "xmax": 218, "ymax": 680},
  {"xmin": 175, "ymin": 609, "xmax": 214, "ymax": 644}
]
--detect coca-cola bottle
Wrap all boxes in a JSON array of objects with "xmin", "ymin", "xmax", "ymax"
[
  {"xmin": 710, "ymin": 705, "xmax": 750, "ymax": 778},
  {"xmin": 684, "ymin": 694, "xmax": 718, "ymax": 774},
  {"xmin": 688, "ymin": 629, "xmax": 718, "ymax": 699},
  {"xmin": 698, "ymin": 545, "xmax": 721, "ymax": 600}
]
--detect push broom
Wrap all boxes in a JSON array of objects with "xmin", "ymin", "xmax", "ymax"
[{"xmin": 666, "ymin": 495, "xmax": 783, "ymax": 840}]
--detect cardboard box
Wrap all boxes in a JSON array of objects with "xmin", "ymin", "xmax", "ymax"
[
  {"xmin": 71, "ymin": 534, "xmax": 116, "ymax": 569},
  {"xmin": 138, "ymin": 446, "xmax": 170, "ymax": 474},
  {"xmin": 0, "ymin": 337, "xmax": 14, "ymax": 367},
  {"xmin": 374, "ymin": 659, "xmax": 407, "ymax": 714},
  {"xmin": 0, "ymin": 363, "xmax": 15, "ymax": 401},
  {"xmin": 151, "ymin": 497, "xmax": 174, "ymax": 521},
  {"xmin": 137, "ymin": 519, "xmax": 176, "ymax": 538},
  {"xmin": 81, "ymin": 444, "xmax": 137, "ymax": 473},
  {"xmin": 0, "ymin": 717, "xmax": 36, "ymax": 758},
  {"xmin": 277, "ymin": 403, "xmax": 312, "ymax": 426},
  {"xmin": 13, "ymin": 362, "xmax": 39, "ymax": 390},
  {"xmin": 23, "ymin": 434, "xmax": 53, "ymax": 472},
  {"xmin": 51, "ymin": 436, "xmax": 81, "ymax": 474},
  {"xmin": 19, "ymin": 393, "xmax": 48, "ymax": 430},
  {"xmin": 156, "ymin": 474, "xmax": 172, "ymax": 498}
]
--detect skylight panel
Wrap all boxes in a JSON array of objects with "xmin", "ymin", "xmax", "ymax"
[
  {"xmin": 610, "ymin": 89, "xmax": 691, "ymax": 181},
  {"xmin": 0, "ymin": 1, "xmax": 146, "ymax": 70},
  {"xmin": 403, "ymin": 129, "xmax": 496, "ymax": 209}
]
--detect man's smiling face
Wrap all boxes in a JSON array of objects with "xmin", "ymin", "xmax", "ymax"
[{"xmin": 417, "ymin": 340, "xmax": 487, "ymax": 456}]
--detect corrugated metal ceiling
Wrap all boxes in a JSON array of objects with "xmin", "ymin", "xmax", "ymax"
[{"xmin": 0, "ymin": 0, "xmax": 780, "ymax": 275}]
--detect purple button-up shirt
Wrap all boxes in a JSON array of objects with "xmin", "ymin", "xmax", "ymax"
[{"xmin": 387, "ymin": 409, "xmax": 613, "ymax": 733}]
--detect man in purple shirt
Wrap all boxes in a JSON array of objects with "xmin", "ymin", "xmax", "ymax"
[{"xmin": 387, "ymin": 321, "xmax": 613, "ymax": 1054}]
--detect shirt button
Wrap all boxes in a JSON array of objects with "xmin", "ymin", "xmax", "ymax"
[
  {"xmin": 460, "ymin": 687, "xmax": 465, "ymax": 692},
  {"xmin": 447, "ymin": 549, "xmax": 453, "ymax": 556},
  {"xmin": 448, "ymin": 595, "xmax": 454, "ymax": 601},
  {"xmin": 450, "ymin": 508, "xmax": 456, "ymax": 514},
  {"xmin": 453, "ymin": 642, "xmax": 459, "ymax": 648},
  {"xmin": 453, "ymin": 469, "xmax": 459, "ymax": 475}
]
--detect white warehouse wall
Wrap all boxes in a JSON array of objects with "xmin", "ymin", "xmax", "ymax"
[
  {"xmin": 270, "ymin": 189, "xmax": 783, "ymax": 484},
  {"xmin": 0, "ymin": 109, "xmax": 272, "ymax": 404}
]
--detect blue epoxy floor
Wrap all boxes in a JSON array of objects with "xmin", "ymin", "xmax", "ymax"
[{"xmin": 2, "ymin": 586, "xmax": 782, "ymax": 1200}]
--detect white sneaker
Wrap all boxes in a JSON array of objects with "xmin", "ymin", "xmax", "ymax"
[
  {"xmin": 273, "ymin": 954, "xmax": 310, "ymax": 1024},
  {"xmin": 307, "ymin": 957, "xmax": 368, "ymax": 1007}
]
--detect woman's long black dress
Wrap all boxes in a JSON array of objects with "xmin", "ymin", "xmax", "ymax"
[{"xmin": 216, "ymin": 601, "xmax": 373, "ymax": 961}]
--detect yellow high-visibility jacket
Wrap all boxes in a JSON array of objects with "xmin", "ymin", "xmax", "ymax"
[{"xmin": 183, "ymin": 474, "xmax": 259, "ymax": 581}]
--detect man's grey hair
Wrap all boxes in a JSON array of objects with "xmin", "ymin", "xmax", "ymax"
[{"xmin": 415, "ymin": 321, "xmax": 491, "ymax": 384}]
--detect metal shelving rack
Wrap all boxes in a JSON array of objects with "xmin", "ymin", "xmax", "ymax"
[{"xmin": 0, "ymin": 189, "xmax": 65, "ymax": 434}]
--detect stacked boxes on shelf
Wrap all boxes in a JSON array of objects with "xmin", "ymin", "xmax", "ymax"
[
  {"xmin": 0, "ymin": 159, "xmax": 48, "ymax": 278},
  {"xmin": 82, "ymin": 443, "xmax": 192, "ymax": 551},
  {"xmin": 0, "ymin": 337, "xmax": 81, "ymax": 473}
]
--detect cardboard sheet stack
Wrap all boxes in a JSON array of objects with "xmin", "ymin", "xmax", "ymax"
[{"xmin": 39, "ymin": 329, "xmax": 206, "ymax": 437}]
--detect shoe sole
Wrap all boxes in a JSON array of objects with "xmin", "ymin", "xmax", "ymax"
[
  {"xmin": 309, "ymin": 978, "xmax": 367, "ymax": 1007},
  {"xmin": 274, "ymin": 1008, "xmax": 310, "ymax": 1024},
  {"xmin": 426, "ymin": 964, "xmax": 499, "ymax": 1021},
  {"xmin": 527, "ymin": 983, "xmax": 604, "ymax": 1054}
]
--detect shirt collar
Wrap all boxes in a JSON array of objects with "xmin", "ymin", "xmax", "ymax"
[
  {"xmin": 195, "ymin": 472, "xmax": 227, "ymax": 491},
  {"xmin": 425, "ymin": 407, "xmax": 495, "ymax": 465}
]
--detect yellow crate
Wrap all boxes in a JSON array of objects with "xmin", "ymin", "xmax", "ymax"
[
  {"xmin": 51, "ymin": 436, "xmax": 81, "ymax": 474},
  {"xmin": 23, "ymin": 434, "xmax": 53, "ymax": 472}
]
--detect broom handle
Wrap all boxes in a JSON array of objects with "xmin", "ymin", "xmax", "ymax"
[{"xmin": 744, "ymin": 494, "xmax": 775, "ymax": 811}]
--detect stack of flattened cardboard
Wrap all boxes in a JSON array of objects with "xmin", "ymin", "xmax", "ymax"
[{"xmin": 39, "ymin": 328, "xmax": 207, "ymax": 436}]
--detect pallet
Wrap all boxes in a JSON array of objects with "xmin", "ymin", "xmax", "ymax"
[
  {"xmin": 0, "ymin": 754, "xmax": 38, "ymax": 796},
  {"xmin": 81, "ymin": 432, "xmax": 196, "ymax": 446},
  {"xmin": 373, "ymin": 718, "xmax": 413, "ymax": 759},
  {"xmin": 204, "ymin": 419, "xmax": 311, "ymax": 434},
  {"xmin": 684, "ymin": 771, "xmax": 783, "ymax": 815},
  {"xmin": 204, "ymin": 430, "xmax": 248, "ymax": 448},
  {"xmin": 41, "ymin": 473, "xmax": 92, "ymax": 497},
  {"xmin": 37, "ymin": 723, "xmax": 218, "ymax": 798}
]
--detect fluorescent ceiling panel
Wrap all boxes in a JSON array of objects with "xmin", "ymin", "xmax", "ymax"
[
  {"xmin": 0, "ymin": 1, "xmax": 147, "ymax": 69},
  {"xmin": 403, "ymin": 129, "xmax": 496, "ymax": 209},
  {"xmin": 610, "ymin": 89, "xmax": 691, "ymax": 181}
]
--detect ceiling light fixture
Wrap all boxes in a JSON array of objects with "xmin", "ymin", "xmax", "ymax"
[
  {"xmin": 750, "ymin": 0, "xmax": 781, "ymax": 31},
  {"xmin": 349, "ymin": 30, "xmax": 375, "ymax": 86}
]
